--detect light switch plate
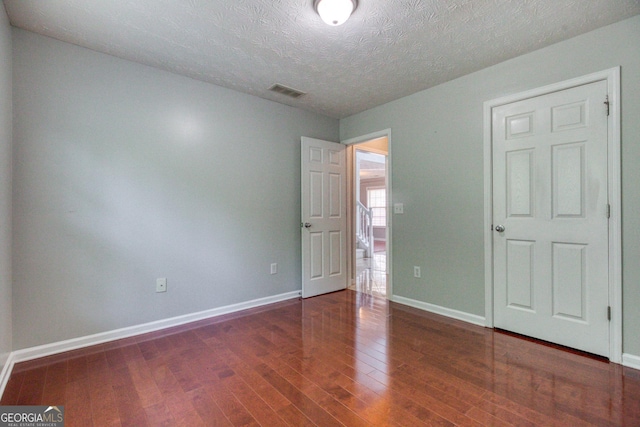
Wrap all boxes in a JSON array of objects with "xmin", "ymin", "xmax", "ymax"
[{"xmin": 394, "ymin": 203, "xmax": 404, "ymax": 214}]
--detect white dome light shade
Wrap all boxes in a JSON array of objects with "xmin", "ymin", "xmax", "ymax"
[{"xmin": 314, "ymin": 0, "xmax": 357, "ymax": 26}]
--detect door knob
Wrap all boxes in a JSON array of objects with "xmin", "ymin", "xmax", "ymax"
[
  {"xmin": 303, "ymin": 222, "xmax": 312, "ymax": 228},
  {"xmin": 495, "ymin": 225, "xmax": 505, "ymax": 232}
]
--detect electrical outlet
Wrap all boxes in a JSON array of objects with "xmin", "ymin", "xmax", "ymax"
[
  {"xmin": 413, "ymin": 266, "xmax": 421, "ymax": 278},
  {"xmin": 156, "ymin": 278, "xmax": 167, "ymax": 293},
  {"xmin": 270, "ymin": 263, "xmax": 278, "ymax": 275}
]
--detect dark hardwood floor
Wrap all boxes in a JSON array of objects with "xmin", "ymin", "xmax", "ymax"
[{"xmin": 2, "ymin": 290, "xmax": 639, "ymax": 426}]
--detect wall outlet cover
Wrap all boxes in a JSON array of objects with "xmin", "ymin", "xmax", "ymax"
[{"xmin": 156, "ymin": 278, "xmax": 167, "ymax": 293}]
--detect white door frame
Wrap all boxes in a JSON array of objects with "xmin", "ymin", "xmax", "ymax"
[
  {"xmin": 483, "ymin": 68, "xmax": 622, "ymax": 363},
  {"xmin": 343, "ymin": 129, "xmax": 393, "ymax": 298}
]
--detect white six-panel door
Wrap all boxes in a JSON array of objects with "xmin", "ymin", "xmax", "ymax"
[
  {"xmin": 301, "ymin": 137, "xmax": 347, "ymax": 298},
  {"xmin": 492, "ymin": 80, "xmax": 610, "ymax": 357}
]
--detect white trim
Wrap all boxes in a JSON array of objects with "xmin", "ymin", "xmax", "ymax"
[
  {"xmin": 342, "ymin": 129, "xmax": 393, "ymax": 299},
  {"xmin": 483, "ymin": 67, "xmax": 622, "ymax": 363},
  {"xmin": 392, "ymin": 295, "xmax": 486, "ymax": 327},
  {"xmin": 0, "ymin": 352, "xmax": 8, "ymax": 371},
  {"xmin": 0, "ymin": 290, "xmax": 300, "ymax": 399},
  {"xmin": 606, "ymin": 68, "xmax": 623, "ymax": 364},
  {"xmin": 483, "ymin": 93, "xmax": 495, "ymax": 328},
  {"xmin": 341, "ymin": 129, "xmax": 391, "ymax": 146},
  {"xmin": 0, "ymin": 352, "xmax": 16, "ymax": 399},
  {"xmin": 622, "ymin": 353, "xmax": 640, "ymax": 371},
  {"xmin": 352, "ymin": 145, "xmax": 388, "ymax": 156}
]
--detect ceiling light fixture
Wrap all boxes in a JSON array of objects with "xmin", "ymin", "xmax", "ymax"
[{"xmin": 314, "ymin": 0, "xmax": 357, "ymax": 26}]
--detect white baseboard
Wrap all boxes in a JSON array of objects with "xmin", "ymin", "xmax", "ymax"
[
  {"xmin": 391, "ymin": 295, "xmax": 486, "ymax": 327},
  {"xmin": 0, "ymin": 352, "xmax": 8, "ymax": 371},
  {"xmin": 0, "ymin": 351, "xmax": 16, "ymax": 400},
  {"xmin": 622, "ymin": 353, "xmax": 640, "ymax": 371},
  {"xmin": 0, "ymin": 290, "xmax": 300, "ymax": 399}
]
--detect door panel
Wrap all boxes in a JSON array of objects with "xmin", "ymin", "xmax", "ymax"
[
  {"xmin": 329, "ymin": 173, "xmax": 342, "ymax": 217},
  {"xmin": 552, "ymin": 243, "xmax": 586, "ymax": 321},
  {"xmin": 329, "ymin": 231, "xmax": 343, "ymax": 276},
  {"xmin": 310, "ymin": 171, "xmax": 323, "ymax": 218},
  {"xmin": 493, "ymin": 80, "xmax": 609, "ymax": 357},
  {"xmin": 309, "ymin": 232, "xmax": 324, "ymax": 279},
  {"xmin": 506, "ymin": 150, "xmax": 534, "ymax": 217},
  {"xmin": 552, "ymin": 143, "xmax": 585, "ymax": 217},
  {"xmin": 302, "ymin": 137, "xmax": 347, "ymax": 298},
  {"xmin": 506, "ymin": 239, "xmax": 535, "ymax": 311}
]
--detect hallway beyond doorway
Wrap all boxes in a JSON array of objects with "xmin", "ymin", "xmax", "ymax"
[
  {"xmin": 351, "ymin": 245, "xmax": 386, "ymax": 297},
  {"xmin": 351, "ymin": 139, "xmax": 388, "ymax": 297}
]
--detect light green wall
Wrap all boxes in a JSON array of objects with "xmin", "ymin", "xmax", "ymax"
[
  {"xmin": 341, "ymin": 15, "xmax": 640, "ymax": 356},
  {"xmin": 0, "ymin": 6, "xmax": 12, "ymax": 368},
  {"xmin": 12, "ymin": 29, "xmax": 338, "ymax": 349}
]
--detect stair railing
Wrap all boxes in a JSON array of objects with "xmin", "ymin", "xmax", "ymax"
[{"xmin": 356, "ymin": 201, "xmax": 374, "ymax": 258}]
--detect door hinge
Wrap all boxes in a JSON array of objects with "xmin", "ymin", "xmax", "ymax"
[
  {"xmin": 607, "ymin": 306, "xmax": 611, "ymax": 321},
  {"xmin": 604, "ymin": 95, "xmax": 610, "ymax": 116},
  {"xmin": 606, "ymin": 204, "xmax": 611, "ymax": 219}
]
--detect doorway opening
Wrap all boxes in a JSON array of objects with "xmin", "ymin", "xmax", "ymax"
[{"xmin": 348, "ymin": 137, "xmax": 388, "ymax": 297}]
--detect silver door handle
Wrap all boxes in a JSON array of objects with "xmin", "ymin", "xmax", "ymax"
[
  {"xmin": 495, "ymin": 225, "xmax": 505, "ymax": 232},
  {"xmin": 303, "ymin": 222, "xmax": 312, "ymax": 228}
]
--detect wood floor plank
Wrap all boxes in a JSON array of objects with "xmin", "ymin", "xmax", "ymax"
[
  {"xmin": 213, "ymin": 345, "xmax": 322, "ymax": 427},
  {"xmin": 221, "ymin": 350, "xmax": 292, "ymax": 413},
  {"xmin": 143, "ymin": 401, "xmax": 176, "ymax": 426},
  {"xmin": 478, "ymin": 391, "xmax": 587, "ymax": 427},
  {"xmin": 275, "ymin": 403, "xmax": 318, "ymax": 427},
  {"xmin": 128, "ymin": 357, "xmax": 165, "ymax": 408},
  {"xmin": 65, "ymin": 378, "xmax": 93, "ymax": 427},
  {"xmin": 274, "ymin": 362, "xmax": 371, "ymax": 427},
  {"xmin": 187, "ymin": 387, "xmax": 233, "ymax": 427},
  {"xmin": 279, "ymin": 350, "xmax": 421, "ymax": 426},
  {"xmin": 104, "ymin": 347, "xmax": 128, "ymax": 371},
  {"xmin": 218, "ymin": 368, "xmax": 290, "ymax": 427},
  {"xmin": 16, "ymin": 366, "xmax": 47, "ymax": 405},
  {"xmin": 88, "ymin": 367, "xmax": 121, "ymax": 427},
  {"xmin": 41, "ymin": 361, "xmax": 68, "ymax": 405},
  {"xmin": 164, "ymin": 388, "xmax": 208, "ymax": 427},
  {"xmin": 203, "ymin": 382, "xmax": 260, "ymax": 427},
  {"xmin": 252, "ymin": 362, "xmax": 344, "ymax": 427},
  {"xmin": 166, "ymin": 355, "xmax": 202, "ymax": 393},
  {"xmin": 66, "ymin": 356, "xmax": 88, "ymax": 383},
  {"xmin": 382, "ymin": 364, "xmax": 484, "ymax": 426},
  {"xmin": 3, "ymin": 290, "xmax": 639, "ymax": 426},
  {"xmin": 0, "ymin": 370, "xmax": 25, "ymax": 405},
  {"xmin": 111, "ymin": 366, "xmax": 149, "ymax": 426}
]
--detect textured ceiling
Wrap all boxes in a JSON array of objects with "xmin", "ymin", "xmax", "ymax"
[{"xmin": 4, "ymin": 0, "xmax": 640, "ymax": 118}]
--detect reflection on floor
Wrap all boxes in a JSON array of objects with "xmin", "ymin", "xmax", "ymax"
[{"xmin": 350, "ymin": 250, "xmax": 387, "ymax": 297}]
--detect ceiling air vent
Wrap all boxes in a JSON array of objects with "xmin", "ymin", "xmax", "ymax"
[{"xmin": 269, "ymin": 83, "xmax": 306, "ymax": 99}]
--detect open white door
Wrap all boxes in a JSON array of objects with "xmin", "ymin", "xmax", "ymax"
[{"xmin": 301, "ymin": 137, "xmax": 347, "ymax": 298}]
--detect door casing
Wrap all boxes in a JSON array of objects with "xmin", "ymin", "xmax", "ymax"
[{"xmin": 483, "ymin": 68, "xmax": 622, "ymax": 362}]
